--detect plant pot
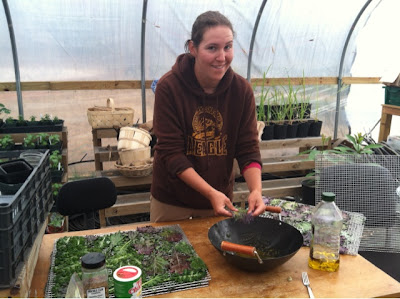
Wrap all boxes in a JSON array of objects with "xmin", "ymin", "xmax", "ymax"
[
  {"xmin": 0, "ymin": 120, "xmax": 64, "ymax": 133},
  {"xmin": 301, "ymin": 178, "xmax": 315, "ymax": 206},
  {"xmin": 0, "ymin": 144, "xmax": 15, "ymax": 151},
  {"xmin": 27, "ymin": 121, "xmax": 39, "ymax": 127},
  {"xmin": 261, "ymin": 123, "xmax": 274, "ymax": 140},
  {"xmin": 273, "ymin": 123, "xmax": 288, "ymax": 139},
  {"xmin": 51, "ymin": 170, "xmax": 64, "ymax": 183},
  {"xmin": 286, "ymin": 121, "xmax": 299, "ymax": 138},
  {"xmin": 297, "ymin": 120, "xmax": 311, "ymax": 137},
  {"xmin": 308, "ymin": 120, "xmax": 323, "ymax": 137},
  {"xmin": 22, "ymin": 144, "xmax": 37, "ymax": 150},
  {"xmin": 0, "ymin": 159, "xmax": 33, "ymax": 184},
  {"xmin": 49, "ymin": 141, "xmax": 62, "ymax": 152},
  {"xmin": 46, "ymin": 212, "xmax": 67, "ymax": 233},
  {"xmin": 36, "ymin": 144, "xmax": 49, "ymax": 150}
]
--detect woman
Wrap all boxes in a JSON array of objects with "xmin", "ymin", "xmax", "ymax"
[{"xmin": 150, "ymin": 11, "xmax": 265, "ymax": 222}]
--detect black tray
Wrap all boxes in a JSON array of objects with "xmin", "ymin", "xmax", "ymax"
[
  {"xmin": 0, "ymin": 121, "xmax": 64, "ymax": 133},
  {"xmin": 0, "ymin": 159, "xmax": 33, "ymax": 184}
]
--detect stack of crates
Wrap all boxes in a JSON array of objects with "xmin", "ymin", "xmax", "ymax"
[
  {"xmin": 384, "ymin": 85, "xmax": 400, "ymax": 106},
  {"xmin": 0, "ymin": 150, "xmax": 52, "ymax": 288}
]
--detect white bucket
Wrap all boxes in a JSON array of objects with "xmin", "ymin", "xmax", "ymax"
[
  {"xmin": 118, "ymin": 127, "xmax": 152, "ymax": 150},
  {"xmin": 118, "ymin": 146, "xmax": 151, "ymax": 166}
]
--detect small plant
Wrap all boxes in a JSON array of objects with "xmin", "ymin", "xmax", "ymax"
[
  {"xmin": 331, "ymin": 133, "xmax": 383, "ymax": 155},
  {"xmin": 53, "ymin": 115, "xmax": 63, "ymax": 124},
  {"xmin": 255, "ymin": 70, "xmax": 271, "ymax": 122},
  {"xmin": 23, "ymin": 134, "xmax": 37, "ymax": 148},
  {"xmin": 47, "ymin": 212, "xmax": 66, "ymax": 233},
  {"xmin": 30, "ymin": 115, "xmax": 37, "ymax": 122},
  {"xmin": 16, "ymin": 115, "xmax": 27, "ymax": 126},
  {"xmin": 0, "ymin": 103, "xmax": 11, "ymax": 119},
  {"xmin": 36, "ymin": 133, "xmax": 49, "ymax": 147},
  {"xmin": 299, "ymin": 134, "xmax": 333, "ymax": 177},
  {"xmin": 52, "ymin": 182, "xmax": 62, "ymax": 198},
  {"xmin": 50, "ymin": 150, "xmax": 63, "ymax": 170},
  {"xmin": 298, "ymin": 72, "xmax": 311, "ymax": 120},
  {"xmin": 5, "ymin": 116, "xmax": 15, "ymax": 125},
  {"xmin": 48, "ymin": 212, "xmax": 64, "ymax": 227},
  {"xmin": 48, "ymin": 134, "xmax": 61, "ymax": 145},
  {"xmin": 270, "ymin": 88, "xmax": 289, "ymax": 125},
  {"xmin": 0, "ymin": 134, "xmax": 14, "ymax": 149},
  {"xmin": 40, "ymin": 114, "xmax": 52, "ymax": 124}
]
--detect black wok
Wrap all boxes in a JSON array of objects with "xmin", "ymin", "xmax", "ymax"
[{"xmin": 208, "ymin": 216, "xmax": 303, "ymax": 272}]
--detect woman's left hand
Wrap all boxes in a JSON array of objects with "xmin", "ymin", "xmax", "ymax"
[{"xmin": 247, "ymin": 190, "xmax": 265, "ymax": 217}]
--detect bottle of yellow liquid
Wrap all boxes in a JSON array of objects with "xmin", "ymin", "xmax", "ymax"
[{"xmin": 308, "ymin": 192, "xmax": 343, "ymax": 272}]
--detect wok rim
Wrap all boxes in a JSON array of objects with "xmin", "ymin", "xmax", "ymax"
[{"xmin": 208, "ymin": 216, "xmax": 304, "ymax": 262}]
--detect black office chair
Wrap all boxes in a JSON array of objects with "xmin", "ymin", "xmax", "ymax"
[{"xmin": 56, "ymin": 177, "xmax": 117, "ymax": 229}]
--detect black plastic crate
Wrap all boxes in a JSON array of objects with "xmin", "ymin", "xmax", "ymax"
[{"xmin": 0, "ymin": 150, "xmax": 52, "ymax": 288}]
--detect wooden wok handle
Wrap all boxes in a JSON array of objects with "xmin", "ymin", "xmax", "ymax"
[
  {"xmin": 221, "ymin": 241, "xmax": 255, "ymax": 256},
  {"xmin": 265, "ymin": 205, "xmax": 282, "ymax": 214}
]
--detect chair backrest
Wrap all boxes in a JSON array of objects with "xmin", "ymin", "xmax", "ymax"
[
  {"xmin": 56, "ymin": 177, "xmax": 117, "ymax": 227},
  {"xmin": 318, "ymin": 163, "xmax": 398, "ymax": 227}
]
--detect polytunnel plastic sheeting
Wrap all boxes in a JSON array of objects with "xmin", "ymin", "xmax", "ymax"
[
  {"xmin": 0, "ymin": 0, "xmax": 143, "ymax": 81},
  {"xmin": 0, "ymin": 0, "xmax": 378, "ymax": 82}
]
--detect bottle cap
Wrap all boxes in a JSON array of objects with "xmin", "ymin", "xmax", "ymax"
[
  {"xmin": 81, "ymin": 252, "xmax": 105, "ymax": 269},
  {"xmin": 322, "ymin": 192, "xmax": 336, "ymax": 202}
]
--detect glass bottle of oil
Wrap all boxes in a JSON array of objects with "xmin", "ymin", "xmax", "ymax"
[{"xmin": 308, "ymin": 192, "xmax": 343, "ymax": 272}]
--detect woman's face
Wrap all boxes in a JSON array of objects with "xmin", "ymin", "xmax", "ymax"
[{"xmin": 190, "ymin": 25, "xmax": 234, "ymax": 91}]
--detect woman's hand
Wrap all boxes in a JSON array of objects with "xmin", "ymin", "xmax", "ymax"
[
  {"xmin": 247, "ymin": 190, "xmax": 265, "ymax": 217},
  {"xmin": 207, "ymin": 188, "xmax": 238, "ymax": 217}
]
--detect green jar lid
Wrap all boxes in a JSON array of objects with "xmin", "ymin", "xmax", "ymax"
[{"xmin": 322, "ymin": 192, "xmax": 336, "ymax": 202}]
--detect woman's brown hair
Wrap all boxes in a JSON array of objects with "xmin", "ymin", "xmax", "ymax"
[{"xmin": 184, "ymin": 11, "xmax": 235, "ymax": 53}]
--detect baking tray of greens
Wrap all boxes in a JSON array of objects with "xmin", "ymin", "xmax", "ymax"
[{"xmin": 45, "ymin": 224, "xmax": 211, "ymax": 298}]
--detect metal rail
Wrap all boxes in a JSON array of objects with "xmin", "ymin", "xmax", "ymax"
[
  {"xmin": 2, "ymin": 0, "xmax": 23, "ymax": 116},
  {"xmin": 334, "ymin": 0, "xmax": 373, "ymax": 139},
  {"xmin": 140, "ymin": 0, "xmax": 148, "ymax": 123},
  {"xmin": 246, "ymin": 0, "xmax": 268, "ymax": 82}
]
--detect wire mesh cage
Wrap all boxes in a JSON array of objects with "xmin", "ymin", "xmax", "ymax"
[{"xmin": 315, "ymin": 154, "xmax": 400, "ymax": 253}]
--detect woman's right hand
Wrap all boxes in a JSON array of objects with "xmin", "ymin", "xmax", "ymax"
[{"xmin": 207, "ymin": 189, "xmax": 238, "ymax": 217}]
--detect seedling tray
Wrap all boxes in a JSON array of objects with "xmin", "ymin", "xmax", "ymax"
[{"xmin": 45, "ymin": 224, "xmax": 211, "ymax": 298}]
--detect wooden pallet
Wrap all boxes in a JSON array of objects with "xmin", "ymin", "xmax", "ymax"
[{"xmin": 92, "ymin": 127, "xmax": 325, "ymax": 228}]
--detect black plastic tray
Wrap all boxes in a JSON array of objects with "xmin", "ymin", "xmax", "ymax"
[{"xmin": 0, "ymin": 159, "xmax": 33, "ymax": 184}]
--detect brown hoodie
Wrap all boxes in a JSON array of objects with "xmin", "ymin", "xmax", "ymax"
[{"xmin": 151, "ymin": 54, "xmax": 261, "ymax": 209}]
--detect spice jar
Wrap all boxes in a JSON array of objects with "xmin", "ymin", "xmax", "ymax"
[{"xmin": 81, "ymin": 252, "xmax": 109, "ymax": 298}]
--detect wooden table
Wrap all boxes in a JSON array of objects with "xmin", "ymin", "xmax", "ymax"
[
  {"xmin": 378, "ymin": 104, "xmax": 400, "ymax": 142},
  {"xmin": 30, "ymin": 217, "xmax": 400, "ymax": 298}
]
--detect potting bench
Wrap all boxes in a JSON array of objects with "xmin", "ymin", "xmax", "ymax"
[{"xmin": 91, "ymin": 127, "xmax": 325, "ymax": 228}]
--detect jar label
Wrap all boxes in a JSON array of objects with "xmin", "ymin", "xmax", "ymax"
[{"xmin": 86, "ymin": 287, "xmax": 106, "ymax": 298}]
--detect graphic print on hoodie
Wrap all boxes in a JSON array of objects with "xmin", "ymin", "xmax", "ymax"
[{"xmin": 187, "ymin": 106, "xmax": 227, "ymax": 157}]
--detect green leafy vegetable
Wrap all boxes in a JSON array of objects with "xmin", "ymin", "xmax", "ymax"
[{"xmin": 48, "ymin": 225, "xmax": 208, "ymax": 298}]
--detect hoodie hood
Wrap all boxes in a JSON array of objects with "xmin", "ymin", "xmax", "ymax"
[{"xmin": 171, "ymin": 53, "xmax": 234, "ymax": 97}]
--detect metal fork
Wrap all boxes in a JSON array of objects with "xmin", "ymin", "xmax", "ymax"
[{"xmin": 302, "ymin": 272, "xmax": 315, "ymax": 298}]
